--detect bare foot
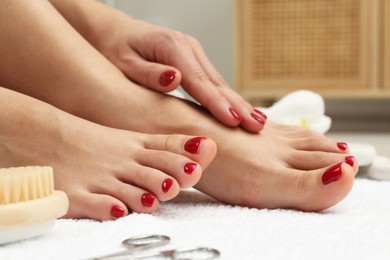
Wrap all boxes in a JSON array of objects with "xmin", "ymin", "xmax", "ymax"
[
  {"xmin": 0, "ymin": 88, "xmax": 216, "ymax": 220},
  {"xmin": 194, "ymin": 121, "xmax": 358, "ymax": 211},
  {"xmin": 77, "ymin": 82, "xmax": 358, "ymax": 212}
]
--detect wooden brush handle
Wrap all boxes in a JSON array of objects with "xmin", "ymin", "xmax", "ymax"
[{"xmin": 0, "ymin": 190, "xmax": 69, "ymax": 230}]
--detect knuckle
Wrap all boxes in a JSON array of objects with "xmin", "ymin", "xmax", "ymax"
[
  {"xmin": 183, "ymin": 70, "xmax": 206, "ymax": 89},
  {"xmin": 193, "ymin": 70, "xmax": 208, "ymax": 82},
  {"xmin": 160, "ymin": 29, "xmax": 188, "ymax": 45},
  {"xmin": 184, "ymin": 70, "xmax": 209, "ymax": 95},
  {"xmin": 187, "ymin": 35, "xmax": 201, "ymax": 45},
  {"xmin": 118, "ymin": 54, "xmax": 140, "ymax": 71},
  {"xmin": 211, "ymin": 75, "xmax": 226, "ymax": 87},
  {"xmin": 143, "ymin": 69, "xmax": 154, "ymax": 86}
]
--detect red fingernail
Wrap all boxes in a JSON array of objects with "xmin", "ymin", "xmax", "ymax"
[
  {"xmin": 184, "ymin": 137, "xmax": 206, "ymax": 154},
  {"xmin": 111, "ymin": 205, "xmax": 125, "ymax": 218},
  {"xmin": 251, "ymin": 113, "xmax": 265, "ymax": 124},
  {"xmin": 229, "ymin": 107, "xmax": 242, "ymax": 122},
  {"xmin": 159, "ymin": 70, "xmax": 176, "ymax": 87},
  {"xmin": 345, "ymin": 156, "xmax": 355, "ymax": 167},
  {"xmin": 184, "ymin": 162, "xmax": 197, "ymax": 175},
  {"xmin": 322, "ymin": 162, "xmax": 343, "ymax": 185},
  {"xmin": 254, "ymin": 109, "xmax": 268, "ymax": 119},
  {"xmin": 337, "ymin": 142, "xmax": 348, "ymax": 151},
  {"xmin": 141, "ymin": 193, "xmax": 155, "ymax": 207},
  {"xmin": 162, "ymin": 178, "xmax": 174, "ymax": 193}
]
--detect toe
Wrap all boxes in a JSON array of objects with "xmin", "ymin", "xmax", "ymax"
[
  {"xmin": 290, "ymin": 132, "xmax": 351, "ymax": 154},
  {"xmin": 292, "ymin": 162, "xmax": 355, "ymax": 211},
  {"xmin": 63, "ymin": 191, "xmax": 128, "ymax": 221},
  {"xmin": 92, "ymin": 177, "xmax": 160, "ymax": 214},
  {"xmin": 143, "ymin": 134, "xmax": 217, "ymax": 170},
  {"xmin": 136, "ymin": 150, "xmax": 203, "ymax": 189},
  {"xmin": 287, "ymin": 150, "xmax": 357, "ymax": 171},
  {"xmin": 118, "ymin": 162, "xmax": 182, "ymax": 200},
  {"xmin": 345, "ymin": 155, "xmax": 359, "ymax": 175}
]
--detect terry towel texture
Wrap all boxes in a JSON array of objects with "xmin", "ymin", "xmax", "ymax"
[{"xmin": 1, "ymin": 178, "xmax": 390, "ymax": 260}]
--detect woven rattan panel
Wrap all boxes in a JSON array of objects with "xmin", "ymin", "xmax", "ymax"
[{"xmin": 251, "ymin": 0, "xmax": 360, "ymax": 79}]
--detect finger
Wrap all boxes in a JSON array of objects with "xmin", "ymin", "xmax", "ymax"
[
  {"xmin": 187, "ymin": 37, "xmax": 228, "ymax": 87},
  {"xmin": 119, "ymin": 51, "xmax": 181, "ymax": 92},
  {"xmin": 189, "ymin": 38, "xmax": 266, "ymax": 132},
  {"xmin": 219, "ymin": 87, "xmax": 267, "ymax": 132},
  {"xmin": 167, "ymin": 44, "xmax": 242, "ymax": 127}
]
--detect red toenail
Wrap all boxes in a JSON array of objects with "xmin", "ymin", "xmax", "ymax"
[
  {"xmin": 322, "ymin": 162, "xmax": 343, "ymax": 185},
  {"xmin": 162, "ymin": 178, "xmax": 174, "ymax": 193},
  {"xmin": 111, "ymin": 205, "xmax": 125, "ymax": 218},
  {"xmin": 337, "ymin": 142, "xmax": 348, "ymax": 151},
  {"xmin": 345, "ymin": 156, "xmax": 355, "ymax": 167},
  {"xmin": 184, "ymin": 137, "xmax": 206, "ymax": 154},
  {"xmin": 141, "ymin": 193, "xmax": 156, "ymax": 207},
  {"xmin": 251, "ymin": 113, "xmax": 265, "ymax": 124},
  {"xmin": 254, "ymin": 109, "xmax": 268, "ymax": 119},
  {"xmin": 229, "ymin": 107, "xmax": 242, "ymax": 122},
  {"xmin": 184, "ymin": 162, "xmax": 197, "ymax": 175},
  {"xmin": 159, "ymin": 70, "xmax": 176, "ymax": 87}
]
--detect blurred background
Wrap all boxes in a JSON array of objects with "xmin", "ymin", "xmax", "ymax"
[{"xmin": 102, "ymin": 0, "xmax": 390, "ymax": 136}]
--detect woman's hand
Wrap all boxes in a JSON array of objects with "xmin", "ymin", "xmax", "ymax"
[
  {"xmin": 99, "ymin": 18, "xmax": 267, "ymax": 133},
  {"xmin": 48, "ymin": 0, "xmax": 267, "ymax": 132}
]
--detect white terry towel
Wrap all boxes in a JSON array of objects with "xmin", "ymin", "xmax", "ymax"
[{"xmin": 1, "ymin": 178, "xmax": 390, "ymax": 260}]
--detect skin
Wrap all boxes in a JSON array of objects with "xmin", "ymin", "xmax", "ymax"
[
  {"xmin": 45, "ymin": 0, "xmax": 358, "ymax": 211},
  {"xmin": 0, "ymin": 1, "xmax": 217, "ymax": 220},
  {"xmin": 0, "ymin": 0, "xmax": 358, "ymax": 221},
  {"xmin": 48, "ymin": 0, "xmax": 267, "ymax": 133},
  {"xmin": 0, "ymin": 87, "xmax": 218, "ymax": 220}
]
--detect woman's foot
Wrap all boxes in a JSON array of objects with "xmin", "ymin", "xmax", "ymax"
[
  {"xmin": 80, "ymin": 82, "xmax": 358, "ymax": 212},
  {"xmin": 194, "ymin": 121, "xmax": 358, "ymax": 211},
  {"xmin": 0, "ymin": 88, "xmax": 216, "ymax": 220},
  {"xmin": 59, "ymin": 133, "xmax": 216, "ymax": 220}
]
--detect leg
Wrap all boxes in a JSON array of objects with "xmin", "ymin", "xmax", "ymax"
[
  {"xmin": 0, "ymin": 87, "xmax": 216, "ymax": 220},
  {"xmin": 0, "ymin": 0, "xmax": 217, "ymax": 220}
]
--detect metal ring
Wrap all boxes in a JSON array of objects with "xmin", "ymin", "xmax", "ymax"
[{"xmin": 122, "ymin": 234, "xmax": 170, "ymax": 247}]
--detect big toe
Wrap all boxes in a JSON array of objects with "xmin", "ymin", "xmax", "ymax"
[{"xmin": 292, "ymin": 162, "xmax": 355, "ymax": 211}]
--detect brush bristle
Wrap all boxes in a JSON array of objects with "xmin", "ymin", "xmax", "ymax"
[{"xmin": 0, "ymin": 166, "xmax": 54, "ymax": 204}]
